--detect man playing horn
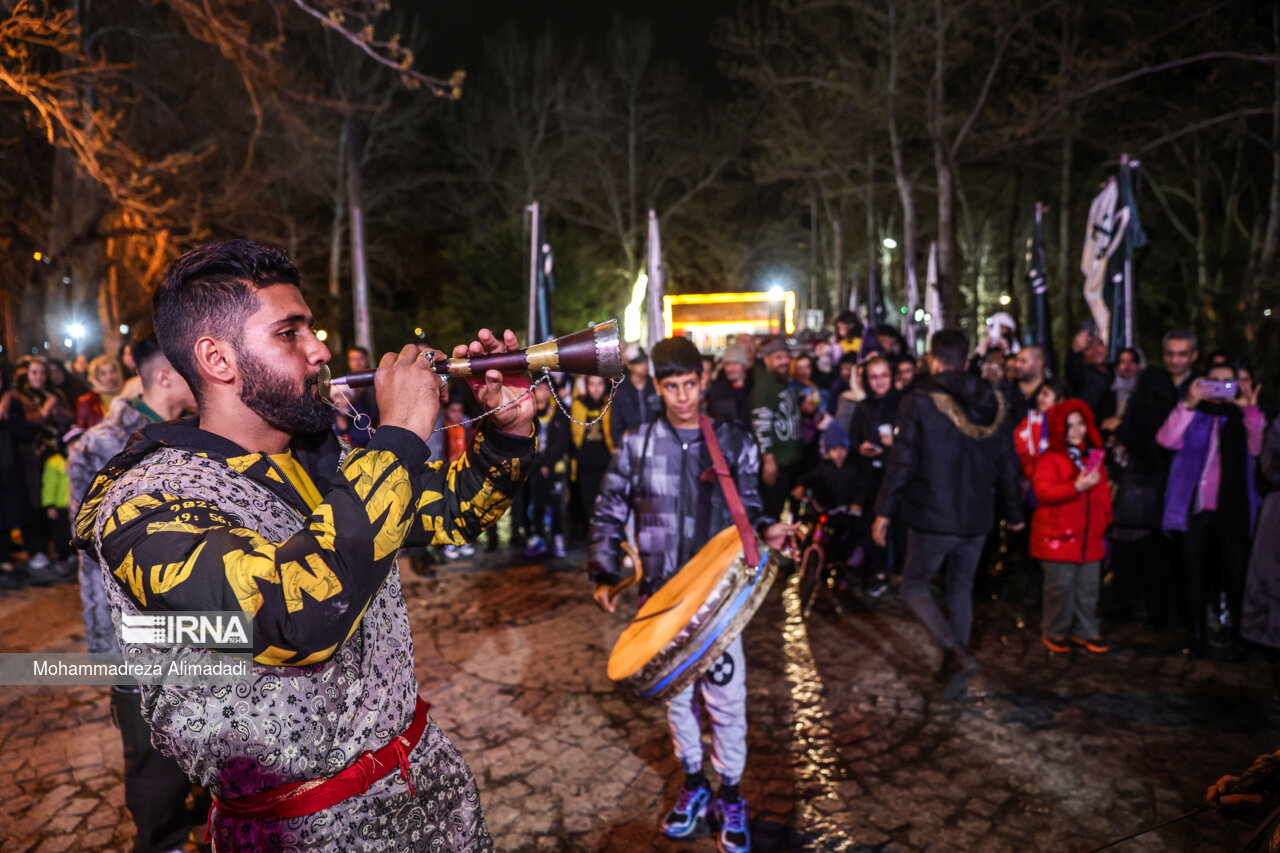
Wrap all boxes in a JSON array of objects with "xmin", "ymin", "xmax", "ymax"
[
  {"xmin": 74, "ymin": 239, "xmax": 535, "ymax": 851},
  {"xmin": 589, "ymin": 336, "xmax": 791, "ymax": 853}
]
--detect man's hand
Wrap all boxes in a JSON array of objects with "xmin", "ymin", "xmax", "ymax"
[
  {"xmin": 592, "ymin": 584, "xmax": 617, "ymax": 614},
  {"xmin": 1008, "ymin": 522, "xmax": 1026, "ymax": 532},
  {"xmin": 859, "ymin": 441, "xmax": 883, "ymax": 457},
  {"xmin": 376, "ymin": 344, "xmax": 444, "ymax": 443},
  {"xmin": 1100, "ymin": 415, "xmax": 1122, "ymax": 432},
  {"xmin": 872, "ymin": 515, "xmax": 890, "ymax": 547},
  {"xmin": 762, "ymin": 453, "xmax": 778, "ymax": 487},
  {"xmin": 1207, "ymin": 773, "xmax": 1268, "ymax": 820},
  {"xmin": 790, "ymin": 485, "xmax": 805, "ymax": 500},
  {"xmin": 454, "ymin": 329, "xmax": 536, "ymax": 435},
  {"xmin": 763, "ymin": 522, "xmax": 796, "ymax": 550}
]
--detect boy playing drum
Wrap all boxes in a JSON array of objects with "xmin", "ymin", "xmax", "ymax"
[{"xmin": 588, "ymin": 337, "xmax": 791, "ymax": 853}]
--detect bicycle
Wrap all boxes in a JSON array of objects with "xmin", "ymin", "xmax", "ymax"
[{"xmin": 790, "ymin": 496, "xmax": 859, "ymax": 618}]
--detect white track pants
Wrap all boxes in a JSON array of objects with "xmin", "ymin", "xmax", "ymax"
[{"xmin": 664, "ymin": 633, "xmax": 747, "ymax": 785}]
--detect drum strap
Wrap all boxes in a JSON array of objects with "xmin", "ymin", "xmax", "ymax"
[{"xmin": 698, "ymin": 415, "xmax": 761, "ymax": 568}]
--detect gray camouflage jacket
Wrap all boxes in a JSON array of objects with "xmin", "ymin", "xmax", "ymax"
[
  {"xmin": 588, "ymin": 417, "xmax": 773, "ymax": 597},
  {"xmin": 67, "ymin": 396, "xmax": 151, "ymax": 654}
]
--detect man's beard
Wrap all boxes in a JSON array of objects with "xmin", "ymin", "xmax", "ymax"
[{"xmin": 236, "ymin": 346, "xmax": 332, "ymax": 434}]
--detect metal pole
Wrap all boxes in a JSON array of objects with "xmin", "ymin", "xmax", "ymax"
[
  {"xmin": 809, "ymin": 197, "xmax": 818, "ymax": 322},
  {"xmin": 527, "ymin": 201, "xmax": 539, "ymax": 345},
  {"xmin": 1121, "ymin": 154, "xmax": 1135, "ymax": 349},
  {"xmin": 346, "ymin": 116, "xmax": 371, "ymax": 353}
]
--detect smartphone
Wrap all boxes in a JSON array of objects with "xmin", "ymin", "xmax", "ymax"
[
  {"xmin": 1085, "ymin": 449, "xmax": 1105, "ymax": 474},
  {"xmin": 1202, "ymin": 380, "xmax": 1237, "ymax": 400}
]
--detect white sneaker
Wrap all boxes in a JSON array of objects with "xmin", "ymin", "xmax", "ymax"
[
  {"xmin": 442, "ymin": 545, "xmax": 459, "ymax": 561},
  {"xmin": 523, "ymin": 536, "xmax": 547, "ymax": 558},
  {"xmin": 459, "ymin": 543, "xmax": 476, "ymax": 557},
  {"xmin": 552, "ymin": 534, "xmax": 566, "ymax": 558},
  {"xmin": 27, "ymin": 552, "xmax": 50, "ymax": 570}
]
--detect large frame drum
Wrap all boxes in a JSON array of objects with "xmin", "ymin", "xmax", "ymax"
[{"xmin": 607, "ymin": 526, "xmax": 777, "ymax": 703}]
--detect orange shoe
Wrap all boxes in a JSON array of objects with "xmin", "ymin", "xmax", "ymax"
[
  {"xmin": 1072, "ymin": 635, "xmax": 1109, "ymax": 653},
  {"xmin": 1041, "ymin": 635, "xmax": 1071, "ymax": 653}
]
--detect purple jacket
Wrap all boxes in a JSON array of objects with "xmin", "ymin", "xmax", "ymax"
[{"xmin": 1157, "ymin": 404, "xmax": 1263, "ymax": 532}]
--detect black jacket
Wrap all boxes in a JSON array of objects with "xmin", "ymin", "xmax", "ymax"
[
  {"xmin": 1116, "ymin": 366, "xmax": 1195, "ymax": 476},
  {"xmin": 1065, "ymin": 351, "xmax": 1113, "ymax": 417},
  {"xmin": 849, "ymin": 389, "xmax": 901, "ymax": 505},
  {"xmin": 610, "ymin": 375, "xmax": 662, "ymax": 438},
  {"xmin": 706, "ymin": 374, "xmax": 752, "ymax": 426},
  {"xmin": 533, "ymin": 403, "xmax": 571, "ymax": 472},
  {"xmin": 795, "ymin": 458, "xmax": 864, "ymax": 511},
  {"xmin": 873, "ymin": 370, "xmax": 1023, "ymax": 536}
]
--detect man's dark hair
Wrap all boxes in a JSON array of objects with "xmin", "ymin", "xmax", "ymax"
[
  {"xmin": 152, "ymin": 240, "xmax": 300, "ymax": 399},
  {"xmin": 651, "ymin": 336, "xmax": 703, "ymax": 380},
  {"xmin": 1163, "ymin": 329, "xmax": 1198, "ymax": 351},
  {"xmin": 1038, "ymin": 377, "xmax": 1070, "ymax": 403},
  {"xmin": 1117, "ymin": 347, "xmax": 1141, "ymax": 363},
  {"xmin": 929, "ymin": 329, "xmax": 969, "ymax": 371},
  {"xmin": 130, "ymin": 333, "xmax": 168, "ymax": 390}
]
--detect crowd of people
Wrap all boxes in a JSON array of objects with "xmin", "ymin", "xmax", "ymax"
[
  {"xmin": 206, "ymin": 305, "xmax": 1278, "ymax": 682},
  {"xmin": 0, "ymin": 347, "xmax": 139, "ymax": 586},
  {"xmin": 4, "ymin": 309, "xmax": 1276, "ymax": 673},
  {"xmin": 2, "ymin": 276, "xmax": 1279, "ymax": 851}
]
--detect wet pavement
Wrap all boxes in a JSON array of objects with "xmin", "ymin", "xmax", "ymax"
[{"xmin": 2, "ymin": 544, "xmax": 1279, "ymax": 852}]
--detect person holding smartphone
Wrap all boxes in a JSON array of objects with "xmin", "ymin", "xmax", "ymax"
[
  {"xmin": 1157, "ymin": 357, "xmax": 1265, "ymax": 657},
  {"xmin": 1031, "ymin": 400, "xmax": 1113, "ymax": 654}
]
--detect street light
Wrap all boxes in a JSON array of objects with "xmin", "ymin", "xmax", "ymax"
[
  {"xmin": 119, "ymin": 324, "xmax": 129, "ymax": 335},
  {"xmin": 68, "ymin": 322, "xmax": 86, "ymax": 339},
  {"xmin": 316, "ymin": 330, "xmax": 328, "ymax": 342},
  {"xmin": 999, "ymin": 294, "xmax": 1011, "ymax": 306},
  {"xmin": 882, "ymin": 237, "xmax": 898, "ymax": 250}
]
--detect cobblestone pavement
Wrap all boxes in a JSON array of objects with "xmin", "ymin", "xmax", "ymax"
[{"xmin": 2, "ymin": 546, "xmax": 1280, "ymax": 852}]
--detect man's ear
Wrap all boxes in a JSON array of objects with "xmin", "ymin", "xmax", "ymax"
[{"xmin": 193, "ymin": 337, "xmax": 236, "ymax": 389}]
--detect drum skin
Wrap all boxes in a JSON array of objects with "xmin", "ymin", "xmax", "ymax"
[{"xmin": 607, "ymin": 525, "xmax": 777, "ymax": 703}]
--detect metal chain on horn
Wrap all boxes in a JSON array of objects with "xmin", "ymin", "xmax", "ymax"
[{"xmin": 324, "ymin": 358, "xmax": 623, "ymax": 439}]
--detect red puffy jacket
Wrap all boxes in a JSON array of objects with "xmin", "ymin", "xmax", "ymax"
[{"xmin": 1030, "ymin": 399, "xmax": 1113, "ymax": 563}]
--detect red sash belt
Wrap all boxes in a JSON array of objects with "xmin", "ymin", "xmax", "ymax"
[{"xmin": 211, "ymin": 696, "xmax": 430, "ymax": 824}]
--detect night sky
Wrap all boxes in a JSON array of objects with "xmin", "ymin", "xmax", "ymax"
[{"xmin": 415, "ymin": 0, "xmax": 741, "ymax": 94}]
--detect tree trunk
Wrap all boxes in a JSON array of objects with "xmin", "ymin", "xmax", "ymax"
[
  {"xmin": 886, "ymin": 2, "xmax": 918, "ymax": 338},
  {"xmin": 345, "ymin": 114, "xmax": 372, "ymax": 353},
  {"xmin": 1057, "ymin": 128, "xmax": 1075, "ymax": 353},
  {"xmin": 1245, "ymin": 3, "xmax": 1280, "ymax": 349},
  {"xmin": 932, "ymin": 0, "xmax": 955, "ymax": 329},
  {"xmin": 1005, "ymin": 170, "xmax": 1022, "ymax": 346},
  {"xmin": 328, "ymin": 124, "xmax": 347, "ymax": 355},
  {"xmin": 897, "ymin": 171, "xmax": 919, "ymax": 349},
  {"xmin": 1192, "ymin": 140, "xmax": 1213, "ymax": 342},
  {"xmin": 865, "ymin": 150, "xmax": 877, "ymax": 319},
  {"xmin": 831, "ymin": 214, "xmax": 844, "ymax": 313}
]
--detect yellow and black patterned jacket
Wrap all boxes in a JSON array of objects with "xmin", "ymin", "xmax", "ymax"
[{"xmin": 73, "ymin": 419, "xmax": 532, "ymax": 666}]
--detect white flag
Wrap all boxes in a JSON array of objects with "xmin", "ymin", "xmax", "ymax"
[
  {"xmin": 646, "ymin": 209, "xmax": 666, "ymax": 348},
  {"xmin": 1080, "ymin": 177, "xmax": 1127, "ymax": 347}
]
